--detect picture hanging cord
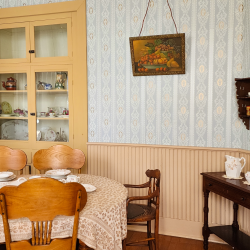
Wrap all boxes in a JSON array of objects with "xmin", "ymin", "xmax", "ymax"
[{"xmin": 139, "ymin": 0, "xmax": 179, "ymax": 36}]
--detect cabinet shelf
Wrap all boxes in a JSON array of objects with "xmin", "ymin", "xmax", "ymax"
[
  {"xmin": 36, "ymin": 90, "xmax": 68, "ymax": 93},
  {"xmin": 0, "ymin": 90, "xmax": 27, "ymax": 93},
  {"xmin": 210, "ymin": 225, "xmax": 250, "ymax": 250},
  {"xmin": 37, "ymin": 117, "xmax": 69, "ymax": 120},
  {"xmin": 235, "ymin": 78, "xmax": 250, "ymax": 130},
  {"xmin": 0, "ymin": 117, "xmax": 28, "ymax": 120},
  {"xmin": 237, "ymin": 96, "xmax": 250, "ymax": 99}
]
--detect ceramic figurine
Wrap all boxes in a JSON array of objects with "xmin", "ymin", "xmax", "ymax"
[
  {"xmin": 44, "ymin": 83, "xmax": 52, "ymax": 90},
  {"xmin": 37, "ymin": 81, "xmax": 45, "ymax": 90},
  {"xmin": 55, "ymin": 72, "xmax": 67, "ymax": 89}
]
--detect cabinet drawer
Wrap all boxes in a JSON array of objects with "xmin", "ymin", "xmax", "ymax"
[{"xmin": 204, "ymin": 178, "xmax": 250, "ymax": 209}]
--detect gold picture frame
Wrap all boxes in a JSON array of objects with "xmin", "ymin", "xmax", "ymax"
[{"xmin": 130, "ymin": 33, "xmax": 185, "ymax": 76}]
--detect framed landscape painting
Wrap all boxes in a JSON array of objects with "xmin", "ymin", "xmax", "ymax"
[{"xmin": 130, "ymin": 33, "xmax": 185, "ymax": 76}]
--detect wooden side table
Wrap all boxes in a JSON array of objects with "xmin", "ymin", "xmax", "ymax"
[{"xmin": 201, "ymin": 172, "xmax": 250, "ymax": 250}]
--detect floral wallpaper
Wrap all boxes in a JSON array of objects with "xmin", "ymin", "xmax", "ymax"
[{"xmin": 2, "ymin": 0, "xmax": 250, "ymax": 149}]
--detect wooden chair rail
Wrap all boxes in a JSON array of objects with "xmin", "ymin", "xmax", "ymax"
[{"xmin": 124, "ymin": 181, "xmax": 150, "ymax": 189}]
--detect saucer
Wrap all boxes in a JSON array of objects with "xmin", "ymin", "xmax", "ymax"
[
  {"xmin": 81, "ymin": 184, "xmax": 96, "ymax": 193},
  {"xmin": 222, "ymin": 175, "xmax": 243, "ymax": 180}
]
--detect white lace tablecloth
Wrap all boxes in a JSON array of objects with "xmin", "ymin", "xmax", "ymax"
[{"xmin": 0, "ymin": 174, "xmax": 128, "ymax": 250}]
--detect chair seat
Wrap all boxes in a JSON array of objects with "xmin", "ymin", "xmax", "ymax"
[{"xmin": 127, "ymin": 203, "xmax": 156, "ymax": 222}]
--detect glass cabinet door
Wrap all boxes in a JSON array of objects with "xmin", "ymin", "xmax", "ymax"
[
  {"xmin": 30, "ymin": 19, "xmax": 72, "ymax": 63},
  {"xmin": 0, "ymin": 72, "xmax": 29, "ymax": 141},
  {"xmin": 34, "ymin": 69, "xmax": 71, "ymax": 143},
  {"xmin": 0, "ymin": 23, "xmax": 30, "ymax": 64}
]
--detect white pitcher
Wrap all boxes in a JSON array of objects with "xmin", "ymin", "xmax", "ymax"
[{"xmin": 225, "ymin": 155, "xmax": 246, "ymax": 178}]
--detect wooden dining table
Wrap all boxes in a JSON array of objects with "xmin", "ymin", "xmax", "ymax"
[{"xmin": 0, "ymin": 174, "xmax": 128, "ymax": 250}]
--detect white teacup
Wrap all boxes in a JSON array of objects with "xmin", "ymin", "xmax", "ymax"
[
  {"xmin": 67, "ymin": 175, "xmax": 80, "ymax": 183},
  {"xmin": 245, "ymin": 172, "xmax": 250, "ymax": 183},
  {"xmin": 49, "ymin": 113, "xmax": 55, "ymax": 117}
]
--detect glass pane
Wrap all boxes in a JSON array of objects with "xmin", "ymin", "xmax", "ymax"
[
  {"xmin": 0, "ymin": 27, "xmax": 26, "ymax": 59},
  {"xmin": 34, "ymin": 24, "xmax": 68, "ymax": 58},
  {"xmin": 36, "ymin": 71, "xmax": 69, "ymax": 142},
  {"xmin": 0, "ymin": 73, "xmax": 28, "ymax": 141}
]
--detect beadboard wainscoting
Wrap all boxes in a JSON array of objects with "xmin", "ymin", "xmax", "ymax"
[{"xmin": 87, "ymin": 143, "xmax": 250, "ymax": 242}]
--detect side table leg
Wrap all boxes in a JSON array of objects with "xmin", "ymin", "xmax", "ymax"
[
  {"xmin": 202, "ymin": 190, "xmax": 210, "ymax": 250},
  {"xmin": 232, "ymin": 202, "xmax": 239, "ymax": 230}
]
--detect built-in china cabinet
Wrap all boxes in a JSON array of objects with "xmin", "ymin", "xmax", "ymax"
[{"xmin": 0, "ymin": 0, "xmax": 87, "ymax": 173}]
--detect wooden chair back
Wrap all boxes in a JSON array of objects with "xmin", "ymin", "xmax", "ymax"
[
  {"xmin": 0, "ymin": 178, "xmax": 87, "ymax": 250},
  {"xmin": 0, "ymin": 146, "xmax": 27, "ymax": 175},
  {"xmin": 33, "ymin": 145, "xmax": 86, "ymax": 174},
  {"xmin": 146, "ymin": 169, "xmax": 160, "ymax": 206}
]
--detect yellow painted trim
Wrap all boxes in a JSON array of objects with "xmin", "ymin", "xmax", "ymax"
[
  {"xmin": 0, "ymin": 0, "xmax": 88, "ymax": 171},
  {"xmin": 0, "ymin": 0, "xmax": 84, "ymax": 19},
  {"xmin": 29, "ymin": 18, "xmax": 73, "ymax": 63}
]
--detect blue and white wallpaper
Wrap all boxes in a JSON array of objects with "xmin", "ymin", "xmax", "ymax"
[{"xmin": 2, "ymin": 0, "xmax": 250, "ymax": 149}]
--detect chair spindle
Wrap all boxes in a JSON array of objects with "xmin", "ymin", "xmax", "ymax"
[
  {"xmin": 44, "ymin": 221, "xmax": 48, "ymax": 245},
  {"xmin": 32, "ymin": 222, "xmax": 35, "ymax": 245},
  {"xmin": 40, "ymin": 221, "xmax": 43, "ymax": 245},
  {"xmin": 47, "ymin": 220, "xmax": 52, "ymax": 244},
  {"xmin": 36, "ymin": 221, "xmax": 39, "ymax": 245}
]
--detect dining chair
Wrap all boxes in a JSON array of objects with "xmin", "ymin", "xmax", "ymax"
[
  {"xmin": 0, "ymin": 178, "xmax": 87, "ymax": 250},
  {"xmin": 123, "ymin": 169, "xmax": 161, "ymax": 250},
  {"xmin": 0, "ymin": 146, "xmax": 27, "ymax": 175},
  {"xmin": 33, "ymin": 145, "xmax": 86, "ymax": 174}
]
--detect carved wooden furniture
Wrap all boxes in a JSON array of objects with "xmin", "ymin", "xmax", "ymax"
[
  {"xmin": 123, "ymin": 169, "xmax": 160, "ymax": 250},
  {"xmin": 33, "ymin": 145, "xmax": 85, "ymax": 174},
  {"xmin": 0, "ymin": 178, "xmax": 87, "ymax": 250},
  {"xmin": 0, "ymin": 0, "xmax": 87, "ymax": 173},
  {"xmin": 235, "ymin": 77, "xmax": 250, "ymax": 130},
  {"xmin": 201, "ymin": 172, "xmax": 250, "ymax": 250},
  {"xmin": 0, "ymin": 174, "xmax": 127, "ymax": 250},
  {"xmin": 0, "ymin": 146, "xmax": 27, "ymax": 175}
]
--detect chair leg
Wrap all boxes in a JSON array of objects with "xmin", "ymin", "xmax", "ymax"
[
  {"xmin": 78, "ymin": 239, "xmax": 93, "ymax": 250},
  {"xmin": 147, "ymin": 221, "xmax": 153, "ymax": 250},
  {"xmin": 155, "ymin": 218, "xmax": 159, "ymax": 250},
  {"xmin": 122, "ymin": 238, "xmax": 126, "ymax": 250}
]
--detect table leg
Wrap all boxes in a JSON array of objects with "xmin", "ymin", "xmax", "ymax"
[
  {"xmin": 202, "ymin": 190, "xmax": 210, "ymax": 250},
  {"xmin": 232, "ymin": 202, "xmax": 239, "ymax": 230}
]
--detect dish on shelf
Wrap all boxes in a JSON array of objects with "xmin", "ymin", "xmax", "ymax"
[
  {"xmin": 37, "ymin": 131, "xmax": 41, "ymax": 141},
  {"xmin": 44, "ymin": 129, "xmax": 56, "ymax": 141},
  {"xmin": 40, "ymin": 126, "xmax": 51, "ymax": 140},
  {"xmin": 59, "ymin": 115, "xmax": 69, "ymax": 118},
  {"xmin": 0, "ymin": 114, "xmax": 16, "ymax": 117},
  {"xmin": 0, "ymin": 120, "xmax": 28, "ymax": 140},
  {"xmin": 1, "ymin": 101, "xmax": 12, "ymax": 114}
]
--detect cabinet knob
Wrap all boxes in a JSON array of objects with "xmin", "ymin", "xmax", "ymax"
[
  {"xmin": 241, "ymin": 197, "xmax": 245, "ymax": 201},
  {"xmin": 30, "ymin": 113, "xmax": 36, "ymax": 116},
  {"xmin": 208, "ymin": 183, "xmax": 212, "ymax": 187},
  {"xmin": 29, "ymin": 50, "xmax": 35, "ymax": 53}
]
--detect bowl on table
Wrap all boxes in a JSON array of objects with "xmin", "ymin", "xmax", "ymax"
[{"xmin": 45, "ymin": 169, "xmax": 71, "ymax": 180}]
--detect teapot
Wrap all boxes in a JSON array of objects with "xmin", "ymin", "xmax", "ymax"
[
  {"xmin": 225, "ymin": 155, "xmax": 246, "ymax": 178},
  {"xmin": 2, "ymin": 77, "xmax": 17, "ymax": 90}
]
